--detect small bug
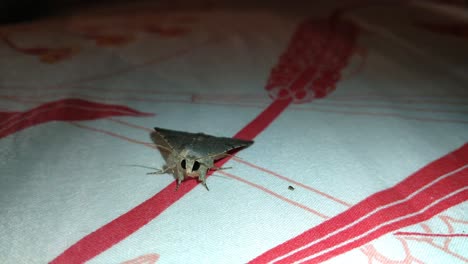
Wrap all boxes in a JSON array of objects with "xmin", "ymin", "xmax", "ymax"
[{"xmin": 288, "ymin": 185, "xmax": 295, "ymax": 191}]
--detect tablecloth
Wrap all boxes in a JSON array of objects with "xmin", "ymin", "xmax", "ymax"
[{"xmin": 1, "ymin": 0, "xmax": 467, "ymax": 263}]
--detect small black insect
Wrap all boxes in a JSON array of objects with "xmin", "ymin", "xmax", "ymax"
[{"xmin": 288, "ymin": 185, "xmax": 295, "ymax": 191}]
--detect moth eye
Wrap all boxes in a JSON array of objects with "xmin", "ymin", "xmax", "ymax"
[
  {"xmin": 181, "ymin": 159, "xmax": 186, "ymax": 169},
  {"xmin": 192, "ymin": 161, "xmax": 200, "ymax": 171}
]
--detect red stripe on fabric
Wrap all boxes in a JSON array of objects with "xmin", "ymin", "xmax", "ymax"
[
  {"xmin": 394, "ymin": 232, "xmax": 468, "ymax": 238},
  {"xmin": 276, "ymin": 169, "xmax": 467, "ymax": 264},
  {"xmin": 0, "ymin": 112, "xmax": 20, "ymax": 121},
  {"xmin": 0, "ymin": 98, "xmax": 152, "ymax": 139},
  {"xmin": 249, "ymin": 143, "xmax": 468, "ymax": 263},
  {"xmin": 309, "ymin": 190, "xmax": 468, "ymax": 263},
  {"xmin": 49, "ymin": 98, "xmax": 291, "ymax": 264},
  {"xmin": 50, "ymin": 173, "xmax": 200, "ymax": 264},
  {"xmin": 234, "ymin": 98, "xmax": 292, "ymax": 140}
]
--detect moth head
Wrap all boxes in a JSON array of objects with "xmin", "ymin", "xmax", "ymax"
[{"xmin": 180, "ymin": 157, "xmax": 201, "ymax": 177}]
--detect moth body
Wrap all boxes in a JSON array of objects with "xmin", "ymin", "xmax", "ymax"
[{"xmin": 152, "ymin": 127, "xmax": 253, "ymax": 190}]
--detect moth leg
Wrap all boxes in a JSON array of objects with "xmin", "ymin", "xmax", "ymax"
[
  {"xmin": 146, "ymin": 165, "xmax": 175, "ymax": 175},
  {"xmin": 175, "ymin": 166, "xmax": 185, "ymax": 191},
  {"xmin": 176, "ymin": 178, "xmax": 182, "ymax": 191},
  {"xmin": 198, "ymin": 168, "xmax": 209, "ymax": 191}
]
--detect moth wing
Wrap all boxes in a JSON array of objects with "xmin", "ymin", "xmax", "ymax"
[
  {"xmin": 189, "ymin": 134, "xmax": 254, "ymax": 160},
  {"xmin": 153, "ymin": 127, "xmax": 253, "ymax": 160},
  {"xmin": 153, "ymin": 127, "xmax": 197, "ymax": 154}
]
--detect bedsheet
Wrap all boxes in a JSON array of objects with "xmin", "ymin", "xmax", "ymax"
[{"xmin": 1, "ymin": 0, "xmax": 467, "ymax": 263}]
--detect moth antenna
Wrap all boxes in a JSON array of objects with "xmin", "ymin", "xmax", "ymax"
[
  {"xmin": 211, "ymin": 166, "xmax": 232, "ymax": 171},
  {"xmin": 153, "ymin": 144, "xmax": 186, "ymax": 165},
  {"xmin": 121, "ymin": 164, "xmax": 161, "ymax": 170},
  {"xmin": 152, "ymin": 143, "xmax": 186, "ymax": 161},
  {"xmin": 121, "ymin": 164, "xmax": 175, "ymax": 175}
]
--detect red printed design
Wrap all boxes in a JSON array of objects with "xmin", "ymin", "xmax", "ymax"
[
  {"xmin": 249, "ymin": 144, "xmax": 468, "ymax": 264},
  {"xmin": 0, "ymin": 98, "xmax": 153, "ymax": 139},
  {"xmin": 121, "ymin": 253, "xmax": 160, "ymax": 264},
  {"xmin": 84, "ymin": 34, "xmax": 137, "ymax": 47},
  {"xmin": 143, "ymin": 25, "xmax": 190, "ymax": 37},
  {"xmin": 266, "ymin": 17, "xmax": 358, "ymax": 103},
  {"xmin": 1, "ymin": 34, "xmax": 79, "ymax": 63}
]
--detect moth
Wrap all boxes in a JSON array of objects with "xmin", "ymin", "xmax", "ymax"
[{"xmin": 150, "ymin": 127, "xmax": 254, "ymax": 190}]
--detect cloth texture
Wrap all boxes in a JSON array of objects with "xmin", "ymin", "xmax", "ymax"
[{"xmin": 1, "ymin": 1, "xmax": 467, "ymax": 263}]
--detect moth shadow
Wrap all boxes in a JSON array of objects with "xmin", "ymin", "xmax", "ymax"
[{"xmin": 149, "ymin": 131, "xmax": 176, "ymax": 179}]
